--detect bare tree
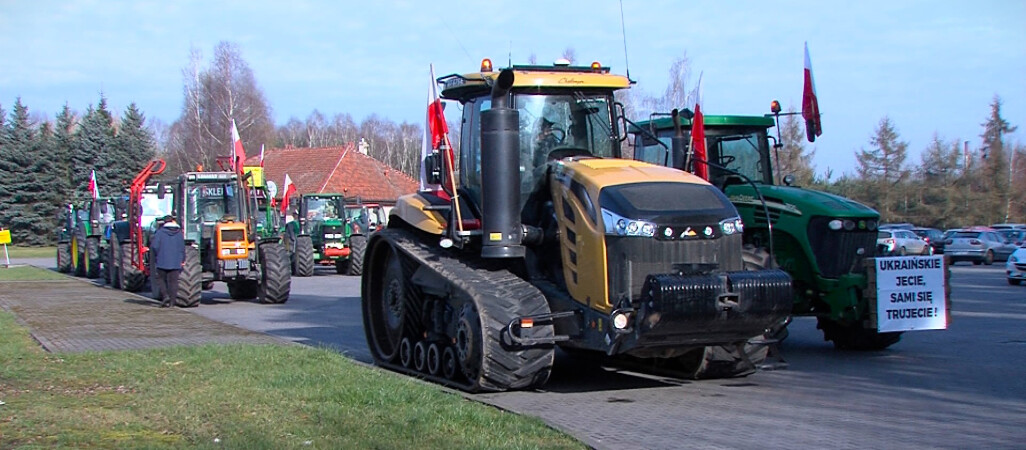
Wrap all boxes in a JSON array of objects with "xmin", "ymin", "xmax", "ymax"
[
  {"xmin": 776, "ymin": 107, "xmax": 816, "ymax": 185},
  {"xmin": 561, "ymin": 47, "xmax": 576, "ymax": 64}
]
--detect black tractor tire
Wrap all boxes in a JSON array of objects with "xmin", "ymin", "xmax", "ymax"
[
  {"xmin": 259, "ymin": 243, "xmax": 291, "ymax": 304},
  {"xmin": 73, "ymin": 238, "xmax": 85, "ymax": 277},
  {"xmin": 335, "ymin": 259, "xmax": 350, "ymax": 275},
  {"xmin": 983, "ymin": 250, "xmax": 994, "ymax": 266},
  {"xmin": 293, "ymin": 235, "xmax": 315, "ymax": 277},
  {"xmin": 677, "ymin": 343, "xmax": 770, "ymax": 380},
  {"xmin": 176, "ymin": 246, "xmax": 202, "ymax": 307},
  {"xmin": 56, "ymin": 242, "xmax": 72, "ymax": 273},
  {"xmin": 741, "ymin": 245, "xmax": 791, "ymax": 344},
  {"xmin": 119, "ymin": 243, "xmax": 146, "ymax": 292},
  {"xmin": 84, "ymin": 237, "xmax": 101, "ymax": 278},
  {"xmin": 348, "ymin": 235, "xmax": 367, "ymax": 276},
  {"xmin": 817, "ymin": 317, "xmax": 902, "ymax": 350},
  {"xmin": 109, "ymin": 240, "xmax": 121, "ymax": 289},
  {"xmin": 227, "ymin": 280, "xmax": 259, "ymax": 300}
]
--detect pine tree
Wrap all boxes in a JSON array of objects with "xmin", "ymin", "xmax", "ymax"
[
  {"xmin": 979, "ymin": 95, "xmax": 1017, "ymax": 223},
  {"xmin": 73, "ymin": 95, "xmax": 115, "ymax": 197},
  {"xmin": 53, "ymin": 104, "xmax": 77, "ymax": 204},
  {"xmin": 855, "ymin": 116, "xmax": 909, "ymax": 221},
  {"xmin": 912, "ymin": 135, "xmax": 963, "ymax": 227},
  {"xmin": 0, "ymin": 99, "xmax": 53, "ymax": 245},
  {"xmin": 112, "ymin": 103, "xmax": 156, "ymax": 193}
]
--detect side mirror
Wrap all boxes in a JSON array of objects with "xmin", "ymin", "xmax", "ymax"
[
  {"xmin": 423, "ymin": 152, "xmax": 443, "ymax": 185},
  {"xmin": 783, "ymin": 174, "xmax": 796, "ymax": 186}
]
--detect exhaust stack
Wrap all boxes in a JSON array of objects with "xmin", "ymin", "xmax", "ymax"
[{"xmin": 480, "ymin": 69, "xmax": 524, "ymax": 258}]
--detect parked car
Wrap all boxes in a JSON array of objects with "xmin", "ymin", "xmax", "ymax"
[
  {"xmin": 912, "ymin": 227, "xmax": 947, "ymax": 254},
  {"xmin": 879, "ymin": 222, "xmax": 916, "ymax": 231},
  {"xmin": 945, "ymin": 229, "xmax": 1015, "ymax": 265},
  {"xmin": 998, "ymin": 229, "xmax": 1026, "ymax": 247},
  {"xmin": 990, "ymin": 223, "xmax": 1026, "ymax": 230},
  {"xmin": 877, "ymin": 229, "xmax": 933, "ymax": 256},
  {"xmin": 1006, "ymin": 245, "xmax": 1026, "ymax": 285}
]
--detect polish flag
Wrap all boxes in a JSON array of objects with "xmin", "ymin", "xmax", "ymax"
[
  {"xmin": 802, "ymin": 42, "xmax": 823, "ymax": 142},
  {"xmin": 691, "ymin": 104, "xmax": 708, "ymax": 181},
  {"xmin": 280, "ymin": 174, "xmax": 296, "ymax": 214},
  {"xmin": 259, "ymin": 144, "xmax": 265, "ymax": 167},
  {"xmin": 420, "ymin": 64, "xmax": 453, "ymax": 196},
  {"xmin": 231, "ymin": 119, "xmax": 246, "ymax": 172},
  {"xmin": 88, "ymin": 169, "xmax": 99, "ymax": 199}
]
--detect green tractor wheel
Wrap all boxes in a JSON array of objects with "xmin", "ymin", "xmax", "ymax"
[{"xmin": 177, "ymin": 246, "xmax": 202, "ymax": 307}]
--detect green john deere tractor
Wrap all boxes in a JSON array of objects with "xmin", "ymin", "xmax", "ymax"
[
  {"xmin": 66, "ymin": 197, "xmax": 117, "ymax": 279},
  {"xmin": 631, "ymin": 112, "xmax": 933, "ymax": 350},
  {"xmin": 286, "ymin": 193, "xmax": 354, "ymax": 276}
]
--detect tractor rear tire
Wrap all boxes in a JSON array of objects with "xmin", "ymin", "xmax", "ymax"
[
  {"xmin": 259, "ymin": 243, "xmax": 291, "ymax": 304},
  {"xmin": 348, "ymin": 235, "xmax": 367, "ymax": 276},
  {"xmin": 57, "ymin": 243, "xmax": 72, "ymax": 273},
  {"xmin": 84, "ymin": 237, "xmax": 101, "ymax": 279},
  {"xmin": 293, "ymin": 236, "xmax": 315, "ymax": 277},
  {"xmin": 119, "ymin": 243, "xmax": 146, "ymax": 292},
  {"xmin": 817, "ymin": 317, "xmax": 902, "ymax": 350},
  {"xmin": 177, "ymin": 246, "xmax": 202, "ymax": 307}
]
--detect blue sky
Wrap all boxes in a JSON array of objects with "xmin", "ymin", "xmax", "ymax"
[{"xmin": 1, "ymin": 0, "xmax": 1023, "ymax": 177}]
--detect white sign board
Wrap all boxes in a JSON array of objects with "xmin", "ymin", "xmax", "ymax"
[{"xmin": 875, "ymin": 256, "xmax": 947, "ymax": 332}]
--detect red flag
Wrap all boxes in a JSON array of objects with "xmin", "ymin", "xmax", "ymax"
[
  {"xmin": 420, "ymin": 64, "xmax": 453, "ymax": 195},
  {"xmin": 259, "ymin": 144, "xmax": 265, "ymax": 167},
  {"xmin": 802, "ymin": 42, "xmax": 822, "ymax": 142},
  {"xmin": 88, "ymin": 169, "xmax": 99, "ymax": 200},
  {"xmin": 280, "ymin": 174, "xmax": 296, "ymax": 214},
  {"xmin": 691, "ymin": 104, "xmax": 708, "ymax": 181},
  {"xmin": 231, "ymin": 119, "xmax": 246, "ymax": 172}
]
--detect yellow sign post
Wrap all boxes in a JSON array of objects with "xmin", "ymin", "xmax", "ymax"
[{"xmin": 0, "ymin": 229, "xmax": 10, "ymax": 267}]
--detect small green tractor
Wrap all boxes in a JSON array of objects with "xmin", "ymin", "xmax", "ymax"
[{"xmin": 286, "ymin": 193, "xmax": 357, "ymax": 276}]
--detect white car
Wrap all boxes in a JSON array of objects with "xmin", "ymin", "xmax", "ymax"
[
  {"xmin": 1006, "ymin": 246, "xmax": 1026, "ymax": 285},
  {"xmin": 877, "ymin": 229, "xmax": 933, "ymax": 256}
]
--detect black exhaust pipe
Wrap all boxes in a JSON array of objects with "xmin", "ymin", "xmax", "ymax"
[
  {"xmin": 670, "ymin": 108, "xmax": 687, "ymax": 171},
  {"xmin": 480, "ymin": 69, "xmax": 524, "ymax": 258}
]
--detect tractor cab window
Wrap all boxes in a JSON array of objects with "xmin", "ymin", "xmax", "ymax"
[
  {"xmin": 707, "ymin": 129, "xmax": 772, "ymax": 186},
  {"xmin": 141, "ymin": 193, "xmax": 174, "ymax": 230},
  {"xmin": 516, "ymin": 92, "xmax": 617, "ymax": 171},
  {"xmin": 632, "ymin": 134, "xmax": 673, "ymax": 166},
  {"xmin": 76, "ymin": 208, "xmax": 90, "ymax": 223},
  {"xmin": 188, "ymin": 184, "xmax": 240, "ymax": 224},
  {"xmin": 305, "ymin": 197, "xmax": 341, "ymax": 222}
]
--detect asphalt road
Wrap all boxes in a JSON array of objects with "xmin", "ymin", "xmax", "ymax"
[{"xmin": 19, "ymin": 257, "xmax": 1026, "ymax": 449}]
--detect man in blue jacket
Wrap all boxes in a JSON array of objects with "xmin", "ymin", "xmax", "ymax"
[{"xmin": 150, "ymin": 215, "xmax": 186, "ymax": 308}]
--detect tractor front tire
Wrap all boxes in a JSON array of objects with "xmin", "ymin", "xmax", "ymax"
[
  {"xmin": 259, "ymin": 243, "xmax": 291, "ymax": 304},
  {"xmin": 57, "ymin": 242, "xmax": 72, "ymax": 273},
  {"xmin": 293, "ymin": 235, "xmax": 315, "ymax": 277},
  {"xmin": 348, "ymin": 235, "xmax": 367, "ymax": 276},
  {"xmin": 177, "ymin": 246, "xmax": 202, "ymax": 307}
]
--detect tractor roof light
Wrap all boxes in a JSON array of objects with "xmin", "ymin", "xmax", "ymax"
[
  {"xmin": 770, "ymin": 100, "xmax": 782, "ymax": 114},
  {"xmin": 480, "ymin": 58, "xmax": 493, "ymax": 72},
  {"xmin": 591, "ymin": 61, "xmax": 602, "ymax": 71}
]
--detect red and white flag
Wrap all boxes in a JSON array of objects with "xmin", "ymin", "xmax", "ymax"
[
  {"xmin": 802, "ymin": 42, "xmax": 823, "ymax": 142},
  {"xmin": 259, "ymin": 144, "xmax": 265, "ymax": 167},
  {"xmin": 88, "ymin": 169, "xmax": 99, "ymax": 200},
  {"xmin": 231, "ymin": 119, "xmax": 246, "ymax": 172},
  {"xmin": 280, "ymin": 174, "xmax": 296, "ymax": 214},
  {"xmin": 419, "ymin": 64, "xmax": 452, "ymax": 195},
  {"xmin": 691, "ymin": 104, "xmax": 708, "ymax": 181}
]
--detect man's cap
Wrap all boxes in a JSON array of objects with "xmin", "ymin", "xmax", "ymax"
[{"xmin": 161, "ymin": 215, "xmax": 174, "ymax": 222}]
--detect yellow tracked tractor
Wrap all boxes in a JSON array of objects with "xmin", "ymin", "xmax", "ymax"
[{"xmin": 361, "ymin": 60, "xmax": 793, "ymax": 392}]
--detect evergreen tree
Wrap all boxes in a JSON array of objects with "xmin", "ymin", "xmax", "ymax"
[
  {"xmin": 0, "ymin": 102, "xmax": 11, "ymax": 233},
  {"xmin": 0, "ymin": 99, "xmax": 53, "ymax": 245},
  {"xmin": 53, "ymin": 104, "xmax": 77, "ymax": 205},
  {"xmin": 28, "ymin": 121, "xmax": 62, "ymax": 244},
  {"xmin": 912, "ymin": 135, "xmax": 964, "ymax": 227},
  {"xmin": 776, "ymin": 106, "xmax": 816, "ymax": 186},
  {"xmin": 854, "ymin": 116, "xmax": 909, "ymax": 221},
  {"xmin": 979, "ymin": 95, "xmax": 1017, "ymax": 223},
  {"xmin": 112, "ymin": 103, "xmax": 156, "ymax": 193},
  {"xmin": 73, "ymin": 95, "xmax": 115, "ymax": 197}
]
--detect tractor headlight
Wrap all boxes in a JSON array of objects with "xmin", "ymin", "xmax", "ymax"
[
  {"xmin": 602, "ymin": 208, "xmax": 656, "ymax": 237},
  {"xmin": 720, "ymin": 217, "xmax": 743, "ymax": 235}
]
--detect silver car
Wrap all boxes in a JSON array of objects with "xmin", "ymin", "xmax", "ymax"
[
  {"xmin": 945, "ymin": 230, "xmax": 1013, "ymax": 265},
  {"xmin": 877, "ymin": 229, "xmax": 932, "ymax": 256},
  {"xmin": 1006, "ymin": 246, "xmax": 1026, "ymax": 285}
]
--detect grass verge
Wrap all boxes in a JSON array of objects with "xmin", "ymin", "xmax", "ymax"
[
  {"xmin": 0, "ymin": 311, "xmax": 582, "ymax": 449},
  {"xmin": 2, "ymin": 246, "xmax": 56, "ymax": 259},
  {"xmin": 0, "ymin": 265, "xmax": 68, "ymax": 281}
]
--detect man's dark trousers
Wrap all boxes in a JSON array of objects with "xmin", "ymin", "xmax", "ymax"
[{"xmin": 156, "ymin": 268, "xmax": 181, "ymax": 307}]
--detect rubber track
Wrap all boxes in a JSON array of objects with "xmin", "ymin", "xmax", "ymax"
[
  {"xmin": 294, "ymin": 236, "xmax": 315, "ymax": 277},
  {"xmin": 347, "ymin": 234, "xmax": 367, "ymax": 276},
  {"xmin": 120, "ymin": 243, "xmax": 146, "ymax": 292},
  {"xmin": 260, "ymin": 242, "xmax": 291, "ymax": 304},
  {"xmin": 371, "ymin": 228, "xmax": 554, "ymax": 392},
  {"xmin": 177, "ymin": 246, "xmax": 202, "ymax": 307}
]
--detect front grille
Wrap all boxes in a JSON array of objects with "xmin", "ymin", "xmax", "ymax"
[
  {"xmin": 606, "ymin": 233, "xmax": 743, "ymax": 303},
  {"xmin": 807, "ymin": 216, "xmax": 878, "ymax": 278}
]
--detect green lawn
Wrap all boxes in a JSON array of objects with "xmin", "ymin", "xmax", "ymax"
[
  {"xmin": 3, "ymin": 245, "xmax": 56, "ymax": 259},
  {"xmin": 0, "ymin": 265, "xmax": 67, "ymax": 281},
  {"xmin": 0, "ymin": 272, "xmax": 583, "ymax": 449}
]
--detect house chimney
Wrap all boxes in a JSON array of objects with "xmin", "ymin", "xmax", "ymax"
[{"xmin": 358, "ymin": 138, "xmax": 369, "ymax": 155}]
